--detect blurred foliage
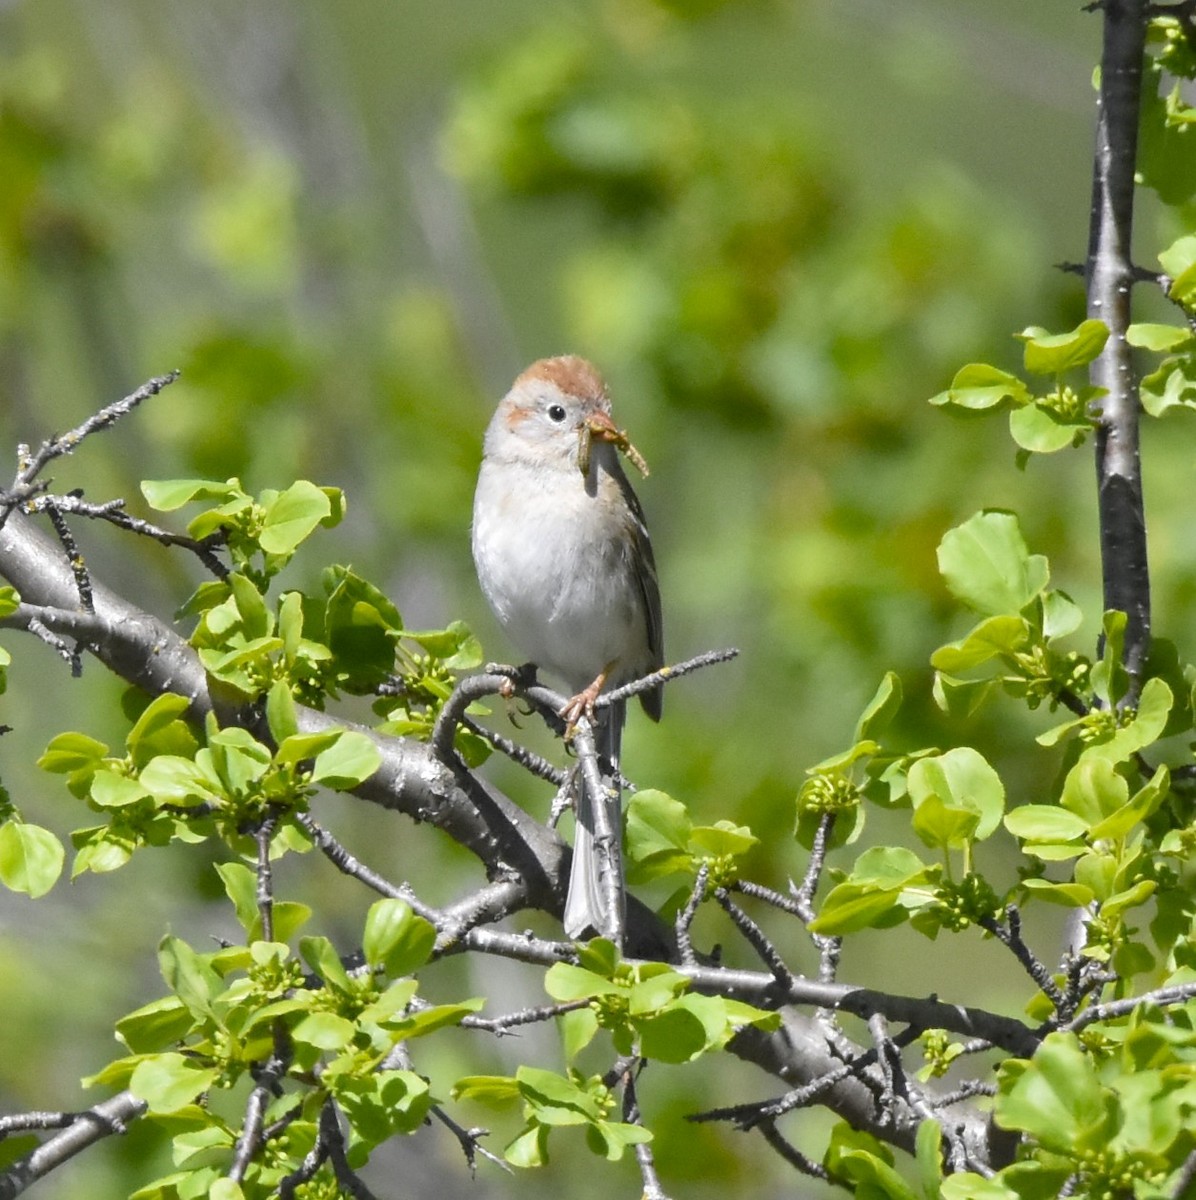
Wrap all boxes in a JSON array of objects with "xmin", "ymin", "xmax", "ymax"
[{"xmin": 1, "ymin": 0, "xmax": 1188, "ymax": 1197}]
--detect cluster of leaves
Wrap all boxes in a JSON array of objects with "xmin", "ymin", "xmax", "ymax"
[
  {"xmin": 454, "ymin": 939, "xmax": 778, "ymax": 1167},
  {"xmin": 804, "ymin": 503, "xmax": 1194, "ymax": 952},
  {"xmin": 944, "ymin": 1027, "xmax": 1196, "ymax": 1200},
  {"xmin": 818, "ymin": 1014, "xmax": 1196, "ymax": 1200},
  {"xmin": 96, "ymin": 898, "xmax": 472, "ymax": 1199},
  {"xmin": 144, "ymin": 479, "xmax": 484, "ymax": 741},
  {"xmin": 0, "ymin": 476, "xmax": 488, "ymax": 899},
  {"xmin": 931, "ymin": 319, "xmax": 1107, "ymax": 458}
]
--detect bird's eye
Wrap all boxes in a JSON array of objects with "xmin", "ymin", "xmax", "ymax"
[{"xmin": 546, "ymin": 403, "xmax": 567, "ymax": 423}]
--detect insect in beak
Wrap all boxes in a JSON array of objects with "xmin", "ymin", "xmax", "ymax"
[{"xmin": 578, "ymin": 414, "xmax": 650, "ymax": 478}]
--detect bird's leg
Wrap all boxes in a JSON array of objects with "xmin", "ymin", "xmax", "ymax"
[{"xmin": 559, "ymin": 667, "xmax": 611, "ymax": 729}]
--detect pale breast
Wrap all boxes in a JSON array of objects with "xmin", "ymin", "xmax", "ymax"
[{"xmin": 472, "ymin": 458, "xmax": 652, "ymax": 693}]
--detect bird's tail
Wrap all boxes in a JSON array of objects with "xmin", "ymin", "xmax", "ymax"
[{"xmin": 563, "ymin": 700, "xmax": 625, "ymax": 940}]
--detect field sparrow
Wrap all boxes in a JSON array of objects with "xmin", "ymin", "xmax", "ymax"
[{"xmin": 472, "ymin": 356, "xmax": 664, "ymax": 938}]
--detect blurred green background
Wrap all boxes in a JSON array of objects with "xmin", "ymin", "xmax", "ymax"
[{"xmin": 0, "ymin": 2, "xmax": 1188, "ymax": 1196}]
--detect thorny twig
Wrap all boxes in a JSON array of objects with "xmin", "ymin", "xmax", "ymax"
[
  {"xmin": 978, "ymin": 906, "xmax": 1064, "ymax": 1013},
  {"xmin": 757, "ymin": 1119, "xmax": 830, "ymax": 1181},
  {"xmin": 622, "ymin": 1062, "xmax": 670, "ymax": 1200},
  {"xmin": 675, "ymin": 863, "xmax": 709, "ymax": 967},
  {"xmin": 714, "ymin": 888, "xmax": 798, "ymax": 993},
  {"xmin": 462, "ymin": 999, "xmax": 591, "ymax": 1035},
  {"xmin": 3, "ymin": 372, "xmax": 180, "ymax": 522}
]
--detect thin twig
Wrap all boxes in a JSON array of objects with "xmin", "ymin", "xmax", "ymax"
[
  {"xmin": 39, "ymin": 498, "xmax": 93, "ymax": 614},
  {"xmin": 25, "ymin": 492, "xmax": 228, "ymax": 579},
  {"xmin": 429, "ymin": 1106, "xmax": 512, "ymax": 1175},
  {"xmin": 595, "ymin": 648, "xmax": 739, "ymax": 709},
  {"xmin": 3, "ymin": 373, "xmax": 181, "ymax": 526},
  {"xmin": 462, "ymin": 999, "xmax": 591, "ymax": 1035},
  {"xmin": 1171, "ymin": 1149, "xmax": 1196, "ymax": 1200},
  {"xmin": 676, "ymin": 863, "xmax": 709, "ymax": 967},
  {"xmin": 227, "ymin": 1049, "xmax": 288, "ymax": 1183},
  {"xmin": 714, "ymin": 889, "xmax": 797, "ymax": 993},
  {"xmin": 1065, "ymin": 981, "xmax": 1196, "ymax": 1032},
  {"xmin": 978, "ymin": 906, "xmax": 1064, "ymax": 1012},
  {"xmin": 255, "ymin": 815, "xmax": 278, "ymax": 943},
  {"xmin": 757, "ymin": 1119, "xmax": 830, "ymax": 1181},
  {"xmin": 461, "ymin": 714, "xmax": 566, "ymax": 784},
  {"xmin": 295, "ymin": 811, "xmax": 426, "ymax": 909},
  {"xmin": 622, "ymin": 1062, "xmax": 670, "ymax": 1200}
]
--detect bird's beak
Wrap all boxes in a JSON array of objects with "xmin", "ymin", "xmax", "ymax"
[{"xmin": 578, "ymin": 411, "xmax": 650, "ymax": 477}]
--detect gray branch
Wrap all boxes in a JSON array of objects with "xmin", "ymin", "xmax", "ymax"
[{"xmin": 1086, "ymin": 0, "xmax": 1151, "ymax": 687}]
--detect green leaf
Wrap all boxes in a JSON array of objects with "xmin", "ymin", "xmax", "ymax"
[
  {"xmin": 544, "ymin": 963, "xmax": 621, "ymax": 1001},
  {"xmin": 635, "ymin": 1004, "xmax": 711, "ymax": 1063},
  {"xmin": 911, "ymin": 794, "xmax": 980, "ymax": 852},
  {"xmin": 406, "ymin": 621, "xmax": 483, "ymax": 669},
  {"xmin": 1087, "ymin": 765, "xmax": 1169, "ymax": 841},
  {"xmin": 931, "ymin": 616, "xmax": 1030, "ymax": 672},
  {"xmin": 1020, "ymin": 879, "xmax": 1094, "ymax": 907},
  {"xmin": 625, "ymin": 789, "xmax": 693, "ymax": 880},
  {"xmin": 130, "ymin": 1053, "xmax": 220, "ymax": 1113},
  {"xmin": 1018, "ymin": 320, "xmax": 1109, "ymax": 375},
  {"xmin": 689, "ymin": 821, "xmax": 757, "ymax": 858},
  {"xmin": 853, "ymin": 672, "xmax": 902, "ymax": 743},
  {"xmin": 810, "ymin": 883, "xmax": 906, "ymax": 935},
  {"xmin": 827, "ymin": 1122, "xmax": 921, "ymax": 1200},
  {"xmin": 1160, "ymin": 233, "xmax": 1196, "ymax": 306},
  {"xmin": 116, "ymin": 996, "xmax": 194, "ymax": 1054},
  {"xmin": 37, "ymin": 731, "xmax": 109, "ymax": 775},
  {"xmin": 125, "ymin": 694, "xmax": 196, "ymax": 768},
  {"xmin": 158, "ymin": 935, "xmax": 222, "ymax": 1019},
  {"xmin": 628, "ymin": 966, "xmax": 688, "ymax": 1014},
  {"xmin": 265, "ymin": 679, "xmax": 299, "ymax": 743},
  {"xmin": 214, "ymin": 861, "xmax": 257, "ymax": 933},
  {"xmin": 292, "ymin": 1011, "xmax": 355, "ymax": 1051},
  {"xmin": 505, "ymin": 1123, "xmax": 550, "ymax": 1168},
  {"xmin": 1008, "ymin": 401, "xmax": 1089, "ymax": 454},
  {"xmin": 907, "ymin": 748, "xmax": 1005, "ymax": 841},
  {"xmin": 0, "ymin": 821, "xmax": 64, "ymax": 897},
  {"xmin": 90, "ymin": 769, "xmax": 151, "ymax": 809},
  {"xmin": 258, "ymin": 480, "xmax": 333, "ymax": 555},
  {"xmin": 1083, "ymin": 677, "xmax": 1173, "ymax": 763},
  {"xmin": 322, "ymin": 567, "xmax": 403, "ymax": 691},
  {"xmin": 1040, "ymin": 589, "xmax": 1082, "ymax": 640},
  {"xmin": 334, "ymin": 1070, "xmax": 432, "ymax": 1155},
  {"xmin": 940, "ymin": 1175, "xmax": 1016, "ymax": 1200},
  {"xmin": 0, "ymin": 586, "xmax": 20, "ymax": 618},
  {"xmin": 516, "ymin": 1066, "xmax": 604, "ymax": 1122},
  {"xmin": 586, "ymin": 1119, "xmax": 652, "ymax": 1161},
  {"xmin": 937, "ymin": 511, "xmax": 1048, "ymax": 616},
  {"xmin": 1059, "ymin": 757, "xmax": 1127, "ymax": 826},
  {"xmin": 362, "ymin": 899, "xmax": 436, "ymax": 976},
  {"xmin": 299, "ymin": 935, "xmax": 353, "ymax": 993},
  {"xmin": 1126, "ymin": 322, "xmax": 1192, "ymax": 352},
  {"xmin": 1003, "ymin": 806, "xmax": 1089, "ymax": 843},
  {"xmin": 138, "ymin": 756, "xmax": 222, "ymax": 806},
  {"xmin": 916, "ymin": 1118, "xmax": 943, "ymax": 1200},
  {"xmin": 310, "ymin": 731, "xmax": 382, "ymax": 789},
  {"xmin": 995, "ymin": 1032, "xmax": 1113, "ymax": 1153},
  {"xmin": 229, "ymin": 573, "xmax": 270, "ymax": 640},
  {"xmin": 140, "ymin": 478, "xmax": 243, "ymax": 512},
  {"xmin": 451, "ymin": 1075, "xmax": 523, "ymax": 1105},
  {"xmin": 930, "ymin": 362, "xmax": 1031, "ymax": 411}
]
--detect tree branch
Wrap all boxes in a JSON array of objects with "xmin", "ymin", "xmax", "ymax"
[{"xmin": 1086, "ymin": 0, "xmax": 1151, "ymax": 688}]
